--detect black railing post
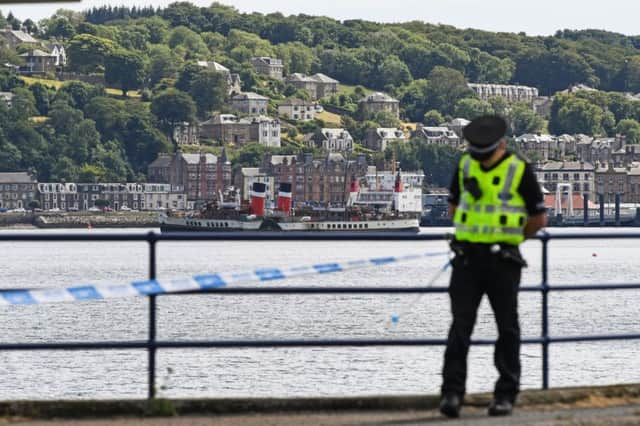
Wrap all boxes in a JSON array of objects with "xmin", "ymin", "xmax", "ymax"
[
  {"xmin": 147, "ymin": 231, "xmax": 158, "ymax": 400},
  {"xmin": 540, "ymin": 233, "xmax": 550, "ymax": 390}
]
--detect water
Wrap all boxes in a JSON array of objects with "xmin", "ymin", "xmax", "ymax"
[{"xmin": 0, "ymin": 227, "xmax": 638, "ymax": 400}]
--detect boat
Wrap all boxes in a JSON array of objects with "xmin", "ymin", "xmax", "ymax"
[
  {"xmin": 160, "ymin": 173, "xmax": 421, "ymax": 233},
  {"xmin": 159, "ymin": 186, "xmax": 263, "ymax": 232}
]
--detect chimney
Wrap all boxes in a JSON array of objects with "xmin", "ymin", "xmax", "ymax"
[
  {"xmin": 277, "ymin": 182, "xmax": 292, "ymax": 215},
  {"xmin": 250, "ymin": 182, "xmax": 266, "ymax": 216}
]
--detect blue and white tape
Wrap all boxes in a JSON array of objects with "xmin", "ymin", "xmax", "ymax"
[{"xmin": 0, "ymin": 250, "xmax": 449, "ymax": 306}]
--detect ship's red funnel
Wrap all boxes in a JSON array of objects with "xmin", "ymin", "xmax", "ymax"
[
  {"xmin": 394, "ymin": 172, "xmax": 403, "ymax": 193},
  {"xmin": 250, "ymin": 182, "xmax": 266, "ymax": 216},
  {"xmin": 277, "ymin": 182, "xmax": 292, "ymax": 215}
]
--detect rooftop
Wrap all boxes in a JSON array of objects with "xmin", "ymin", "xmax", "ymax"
[
  {"xmin": 361, "ymin": 92, "xmax": 399, "ymax": 103},
  {"xmin": 232, "ymin": 92, "xmax": 269, "ymax": 101},
  {"xmin": 0, "ymin": 172, "xmax": 36, "ymax": 183}
]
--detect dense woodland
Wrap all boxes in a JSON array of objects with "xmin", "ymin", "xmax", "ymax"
[{"xmin": 2, "ymin": 3, "xmax": 640, "ymax": 186}]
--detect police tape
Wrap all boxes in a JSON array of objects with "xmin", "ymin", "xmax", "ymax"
[{"xmin": 0, "ymin": 250, "xmax": 450, "ymax": 306}]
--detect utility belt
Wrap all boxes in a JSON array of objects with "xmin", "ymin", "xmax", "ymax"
[{"xmin": 449, "ymin": 238, "xmax": 527, "ymax": 268}]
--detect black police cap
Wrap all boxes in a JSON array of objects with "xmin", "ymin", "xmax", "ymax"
[{"xmin": 463, "ymin": 115, "xmax": 507, "ymax": 153}]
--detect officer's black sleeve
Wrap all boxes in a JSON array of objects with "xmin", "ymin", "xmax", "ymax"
[
  {"xmin": 448, "ymin": 166, "xmax": 460, "ymax": 205},
  {"xmin": 518, "ymin": 163, "xmax": 546, "ymax": 216}
]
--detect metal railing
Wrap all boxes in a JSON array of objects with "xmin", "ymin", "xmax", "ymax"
[{"xmin": 1, "ymin": 230, "xmax": 640, "ymax": 399}]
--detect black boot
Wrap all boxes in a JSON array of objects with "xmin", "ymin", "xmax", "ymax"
[
  {"xmin": 439, "ymin": 393, "xmax": 462, "ymax": 418},
  {"xmin": 488, "ymin": 397, "xmax": 513, "ymax": 416}
]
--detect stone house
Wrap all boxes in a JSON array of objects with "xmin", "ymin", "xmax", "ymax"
[
  {"xmin": 173, "ymin": 122, "xmax": 199, "ymax": 146},
  {"xmin": 168, "ymin": 152, "xmax": 232, "ymax": 204},
  {"xmin": 515, "ymin": 134, "xmax": 557, "ymax": 162},
  {"xmin": 278, "ymin": 98, "xmax": 319, "ymax": 121},
  {"xmin": 412, "ymin": 124, "xmax": 460, "ymax": 148},
  {"xmin": 0, "ymin": 28, "xmax": 38, "ymax": 49},
  {"xmin": 363, "ymin": 127, "xmax": 406, "ymax": 152},
  {"xmin": 358, "ymin": 92, "xmax": 400, "ymax": 119},
  {"xmin": 284, "ymin": 73, "xmax": 339, "ymax": 100},
  {"xmin": 19, "ymin": 49, "xmax": 57, "ymax": 74},
  {"xmin": 0, "ymin": 172, "xmax": 38, "ymax": 210},
  {"xmin": 250, "ymin": 57, "xmax": 284, "ymax": 80},
  {"xmin": 148, "ymin": 154, "xmax": 173, "ymax": 183},
  {"xmin": 310, "ymin": 128, "xmax": 354, "ymax": 152},
  {"xmin": 38, "ymin": 182, "xmax": 78, "ymax": 210},
  {"xmin": 199, "ymin": 114, "xmax": 280, "ymax": 147},
  {"xmin": 230, "ymin": 92, "xmax": 269, "ymax": 115}
]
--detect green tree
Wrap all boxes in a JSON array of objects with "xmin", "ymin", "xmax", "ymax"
[
  {"xmin": 424, "ymin": 66, "xmax": 473, "ymax": 115},
  {"xmin": 67, "ymin": 34, "xmax": 118, "ymax": 73},
  {"xmin": 60, "ymin": 80, "xmax": 104, "ymax": 110},
  {"xmin": 189, "ymin": 68, "xmax": 228, "ymax": 118},
  {"xmin": 616, "ymin": 119, "xmax": 640, "ymax": 144},
  {"xmin": 148, "ymin": 45, "xmax": 180, "ymax": 86},
  {"xmin": 508, "ymin": 102, "xmax": 545, "ymax": 135},
  {"xmin": 150, "ymin": 88, "xmax": 196, "ymax": 140},
  {"xmin": 104, "ymin": 49, "xmax": 145, "ymax": 96},
  {"xmin": 453, "ymin": 98, "xmax": 494, "ymax": 120},
  {"xmin": 423, "ymin": 110, "xmax": 445, "ymax": 126}
]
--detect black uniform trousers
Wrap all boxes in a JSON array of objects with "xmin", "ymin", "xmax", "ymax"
[{"xmin": 441, "ymin": 243, "xmax": 522, "ymax": 402}]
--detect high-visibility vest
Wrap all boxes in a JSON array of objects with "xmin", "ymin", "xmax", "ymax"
[{"xmin": 453, "ymin": 153, "xmax": 527, "ymax": 245}]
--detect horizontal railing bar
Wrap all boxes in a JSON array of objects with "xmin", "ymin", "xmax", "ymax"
[
  {"xmin": 2, "ymin": 283, "xmax": 639, "ymax": 295},
  {"xmin": 0, "ymin": 231, "xmax": 638, "ymax": 243},
  {"xmin": 1, "ymin": 334, "xmax": 639, "ymax": 351}
]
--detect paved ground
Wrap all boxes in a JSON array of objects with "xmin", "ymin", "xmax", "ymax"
[{"xmin": 4, "ymin": 402, "xmax": 640, "ymax": 426}]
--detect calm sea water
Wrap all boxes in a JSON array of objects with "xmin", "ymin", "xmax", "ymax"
[{"xmin": 0, "ymin": 227, "xmax": 638, "ymax": 400}]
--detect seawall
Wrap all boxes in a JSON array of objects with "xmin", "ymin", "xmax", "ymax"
[
  {"xmin": 0, "ymin": 383, "xmax": 638, "ymax": 419},
  {"xmin": 33, "ymin": 212, "xmax": 160, "ymax": 228}
]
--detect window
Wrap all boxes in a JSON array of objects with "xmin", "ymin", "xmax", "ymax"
[{"xmin": 573, "ymin": 173, "xmax": 580, "ymax": 180}]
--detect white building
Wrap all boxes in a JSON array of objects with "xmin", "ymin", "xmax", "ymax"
[
  {"xmin": 142, "ymin": 183, "xmax": 187, "ymax": 211},
  {"xmin": 364, "ymin": 171, "xmax": 425, "ymax": 191},
  {"xmin": 413, "ymin": 125, "xmax": 460, "ymax": 148},
  {"xmin": 468, "ymin": 83, "xmax": 539, "ymax": 103},
  {"xmin": 311, "ymin": 128, "xmax": 354, "ymax": 152},
  {"xmin": 278, "ymin": 98, "xmax": 320, "ymax": 121}
]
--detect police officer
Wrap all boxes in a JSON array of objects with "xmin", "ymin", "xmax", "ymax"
[{"xmin": 439, "ymin": 115, "xmax": 547, "ymax": 418}]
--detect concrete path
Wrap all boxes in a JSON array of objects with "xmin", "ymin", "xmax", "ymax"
[{"xmin": 5, "ymin": 402, "xmax": 640, "ymax": 426}]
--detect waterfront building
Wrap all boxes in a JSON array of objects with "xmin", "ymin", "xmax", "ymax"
[
  {"xmin": 536, "ymin": 161, "xmax": 596, "ymax": 201},
  {"xmin": 168, "ymin": 152, "xmax": 232, "ymax": 205},
  {"xmin": 0, "ymin": 172, "xmax": 38, "ymax": 210},
  {"xmin": 38, "ymin": 182, "xmax": 78, "ymax": 210},
  {"xmin": 250, "ymin": 57, "xmax": 284, "ymax": 80},
  {"xmin": 364, "ymin": 171, "xmax": 424, "ymax": 191},
  {"xmin": 142, "ymin": 183, "xmax": 187, "ymax": 211},
  {"xmin": 148, "ymin": 154, "xmax": 172, "ymax": 184}
]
